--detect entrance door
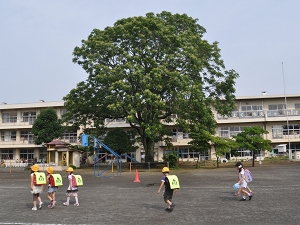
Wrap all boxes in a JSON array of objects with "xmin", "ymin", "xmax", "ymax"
[{"xmin": 62, "ymin": 152, "xmax": 67, "ymax": 166}]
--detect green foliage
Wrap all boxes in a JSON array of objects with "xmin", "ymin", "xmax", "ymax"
[
  {"xmin": 103, "ymin": 128, "xmax": 138, "ymax": 155},
  {"xmin": 63, "ymin": 11, "xmax": 239, "ymax": 162},
  {"xmin": 31, "ymin": 107, "xmax": 64, "ymax": 145},
  {"xmin": 163, "ymin": 151, "xmax": 179, "ymax": 169},
  {"xmin": 69, "ymin": 165, "xmax": 77, "ymax": 169},
  {"xmin": 210, "ymin": 136, "xmax": 237, "ymax": 168},
  {"xmin": 234, "ymin": 126, "xmax": 272, "ymax": 167}
]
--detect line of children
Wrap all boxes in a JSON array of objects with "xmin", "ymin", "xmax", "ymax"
[
  {"xmin": 30, "ymin": 165, "xmax": 80, "ymax": 210},
  {"xmin": 235, "ymin": 162, "xmax": 253, "ymax": 201}
]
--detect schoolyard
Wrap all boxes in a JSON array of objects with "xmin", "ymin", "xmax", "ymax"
[{"xmin": 0, "ymin": 161, "xmax": 299, "ymax": 225}]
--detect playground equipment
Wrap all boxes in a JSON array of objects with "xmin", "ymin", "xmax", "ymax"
[
  {"xmin": 81, "ymin": 134, "xmax": 122, "ymax": 177},
  {"xmin": 123, "ymin": 153, "xmax": 139, "ymax": 163}
]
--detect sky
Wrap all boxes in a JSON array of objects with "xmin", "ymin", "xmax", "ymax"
[{"xmin": 0, "ymin": 0, "xmax": 299, "ymax": 104}]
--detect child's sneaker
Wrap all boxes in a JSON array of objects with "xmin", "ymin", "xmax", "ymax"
[
  {"xmin": 171, "ymin": 203, "xmax": 175, "ymax": 209},
  {"xmin": 32, "ymin": 207, "xmax": 37, "ymax": 211},
  {"xmin": 38, "ymin": 202, "xmax": 43, "ymax": 209},
  {"xmin": 249, "ymin": 195, "xmax": 253, "ymax": 201},
  {"xmin": 52, "ymin": 201, "xmax": 56, "ymax": 206},
  {"xmin": 63, "ymin": 202, "xmax": 69, "ymax": 206},
  {"xmin": 74, "ymin": 203, "xmax": 79, "ymax": 206},
  {"xmin": 47, "ymin": 204, "xmax": 53, "ymax": 209}
]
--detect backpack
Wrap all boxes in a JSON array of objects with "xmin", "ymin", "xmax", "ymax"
[
  {"xmin": 49, "ymin": 174, "xmax": 63, "ymax": 187},
  {"xmin": 71, "ymin": 174, "xmax": 83, "ymax": 187},
  {"xmin": 166, "ymin": 175, "xmax": 180, "ymax": 189},
  {"xmin": 33, "ymin": 172, "xmax": 46, "ymax": 186},
  {"xmin": 244, "ymin": 168, "xmax": 253, "ymax": 183}
]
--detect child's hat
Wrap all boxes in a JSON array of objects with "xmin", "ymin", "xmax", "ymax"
[
  {"xmin": 46, "ymin": 167, "xmax": 54, "ymax": 174},
  {"xmin": 66, "ymin": 167, "xmax": 74, "ymax": 172},
  {"xmin": 162, "ymin": 167, "xmax": 169, "ymax": 173},
  {"xmin": 31, "ymin": 164, "xmax": 39, "ymax": 172}
]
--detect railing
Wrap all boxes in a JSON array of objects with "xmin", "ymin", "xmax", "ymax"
[
  {"xmin": 1, "ymin": 163, "xmax": 49, "ymax": 168},
  {"xmin": 217, "ymin": 109, "xmax": 300, "ymax": 120}
]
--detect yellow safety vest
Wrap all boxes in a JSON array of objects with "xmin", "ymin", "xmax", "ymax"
[
  {"xmin": 166, "ymin": 175, "xmax": 180, "ymax": 189},
  {"xmin": 51, "ymin": 174, "xmax": 63, "ymax": 186},
  {"xmin": 34, "ymin": 172, "xmax": 46, "ymax": 185},
  {"xmin": 73, "ymin": 175, "xmax": 83, "ymax": 186}
]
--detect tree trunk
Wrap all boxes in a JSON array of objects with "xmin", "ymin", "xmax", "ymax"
[
  {"xmin": 143, "ymin": 136, "xmax": 155, "ymax": 162},
  {"xmin": 252, "ymin": 152, "xmax": 255, "ymax": 167},
  {"xmin": 216, "ymin": 156, "xmax": 219, "ymax": 168}
]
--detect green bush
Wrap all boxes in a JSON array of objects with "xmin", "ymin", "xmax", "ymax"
[
  {"xmin": 69, "ymin": 165, "xmax": 77, "ymax": 169},
  {"xmin": 163, "ymin": 151, "xmax": 179, "ymax": 169}
]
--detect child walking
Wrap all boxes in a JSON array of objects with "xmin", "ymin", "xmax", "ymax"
[
  {"xmin": 63, "ymin": 167, "xmax": 79, "ymax": 206},
  {"xmin": 235, "ymin": 162, "xmax": 253, "ymax": 201},
  {"xmin": 46, "ymin": 167, "xmax": 58, "ymax": 208},
  {"xmin": 30, "ymin": 164, "xmax": 45, "ymax": 211},
  {"xmin": 157, "ymin": 167, "xmax": 177, "ymax": 212}
]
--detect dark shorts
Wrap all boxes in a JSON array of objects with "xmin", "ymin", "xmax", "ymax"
[{"xmin": 163, "ymin": 189, "xmax": 174, "ymax": 202}]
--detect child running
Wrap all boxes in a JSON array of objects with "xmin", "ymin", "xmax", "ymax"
[
  {"xmin": 63, "ymin": 167, "xmax": 79, "ymax": 206},
  {"xmin": 157, "ymin": 167, "xmax": 177, "ymax": 212},
  {"xmin": 46, "ymin": 167, "xmax": 58, "ymax": 208},
  {"xmin": 235, "ymin": 162, "xmax": 253, "ymax": 201},
  {"xmin": 30, "ymin": 164, "xmax": 45, "ymax": 211}
]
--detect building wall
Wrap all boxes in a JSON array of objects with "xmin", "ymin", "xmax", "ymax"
[{"xmin": 1, "ymin": 94, "xmax": 300, "ymax": 163}]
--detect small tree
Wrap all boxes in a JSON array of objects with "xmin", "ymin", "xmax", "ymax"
[
  {"xmin": 211, "ymin": 136, "xmax": 238, "ymax": 168},
  {"xmin": 163, "ymin": 151, "xmax": 179, "ymax": 169},
  {"xmin": 235, "ymin": 126, "xmax": 272, "ymax": 167},
  {"xmin": 32, "ymin": 107, "xmax": 64, "ymax": 145}
]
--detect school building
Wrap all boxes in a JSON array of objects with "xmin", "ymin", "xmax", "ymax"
[{"xmin": 1, "ymin": 93, "xmax": 300, "ymax": 167}]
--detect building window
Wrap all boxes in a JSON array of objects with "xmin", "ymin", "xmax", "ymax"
[
  {"xmin": 20, "ymin": 149, "xmax": 34, "ymax": 162},
  {"xmin": 21, "ymin": 112, "xmax": 36, "ymax": 124},
  {"xmin": 241, "ymin": 105, "xmax": 263, "ymax": 117},
  {"xmin": 62, "ymin": 130, "xmax": 77, "ymax": 143},
  {"xmin": 39, "ymin": 148, "xmax": 47, "ymax": 162},
  {"xmin": 2, "ymin": 112, "xmax": 17, "ymax": 123},
  {"xmin": 20, "ymin": 130, "xmax": 34, "ymax": 144},
  {"xmin": 295, "ymin": 104, "xmax": 300, "ymax": 109},
  {"xmin": 268, "ymin": 104, "xmax": 286, "ymax": 116},
  {"xmin": 1, "ymin": 131, "xmax": 16, "ymax": 141},
  {"xmin": 272, "ymin": 124, "xmax": 300, "ymax": 138},
  {"xmin": 219, "ymin": 126, "xmax": 245, "ymax": 138},
  {"xmin": 0, "ymin": 149, "xmax": 14, "ymax": 160}
]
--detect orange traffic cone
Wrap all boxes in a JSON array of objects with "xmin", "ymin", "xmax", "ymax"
[{"xmin": 134, "ymin": 169, "xmax": 141, "ymax": 182}]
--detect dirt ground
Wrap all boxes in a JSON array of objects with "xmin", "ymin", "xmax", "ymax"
[{"xmin": 0, "ymin": 161, "xmax": 300, "ymax": 225}]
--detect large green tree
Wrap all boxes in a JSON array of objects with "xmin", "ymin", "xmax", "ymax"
[
  {"xmin": 63, "ymin": 11, "xmax": 239, "ymax": 162},
  {"xmin": 235, "ymin": 126, "xmax": 272, "ymax": 167},
  {"xmin": 103, "ymin": 128, "xmax": 138, "ymax": 155},
  {"xmin": 32, "ymin": 107, "xmax": 64, "ymax": 145}
]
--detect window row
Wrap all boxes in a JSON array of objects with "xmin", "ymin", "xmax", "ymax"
[{"xmin": 0, "ymin": 130, "xmax": 77, "ymax": 143}]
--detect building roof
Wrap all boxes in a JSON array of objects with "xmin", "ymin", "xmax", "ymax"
[
  {"xmin": 0, "ymin": 101, "xmax": 64, "ymax": 109},
  {"xmin": 47, "ymin": 139, "xmax": 69, "ymax": 146},
  {"xmin": 236, "ymin": 94, "xmax": 300, "ymax": 100}
]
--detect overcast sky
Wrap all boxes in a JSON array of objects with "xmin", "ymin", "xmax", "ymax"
[{"xmin": 0, "ymin": 0, "xmax": 299, "ymax": 104}]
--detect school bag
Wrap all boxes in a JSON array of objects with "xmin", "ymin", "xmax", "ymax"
[
  {"xmin": 166, "ymin": 175, "xmax": 180, "ymax": 189},
  {"xmin": 33, "ymin": 172, "xmax": 46, "ymax": 186},
  {"xmin": 49, "ymin": 174, "xmax": 63, "ymax": 187},
  {"xmin": 244, "ymin": 168, "xmax": 253, "ymax": 183},
  {"xmin": 71, "ymin": 174, "xmax": 83, "ymax": 186}
]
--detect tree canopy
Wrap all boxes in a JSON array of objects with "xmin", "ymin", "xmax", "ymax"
[
  {"xmin": 63, "ymin": 11, "xmax": 239, "ymax": 162},
  {"xmin": 103, "ymin": 128, "xmax": 138, "ymax": 155},
  {"xmin": 235, "ymin": 126, "xmax": 272, "ymax": 167},
  {"xmin": 32, "ymin": 107, "xmax": 64, "ymax": 145}
]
